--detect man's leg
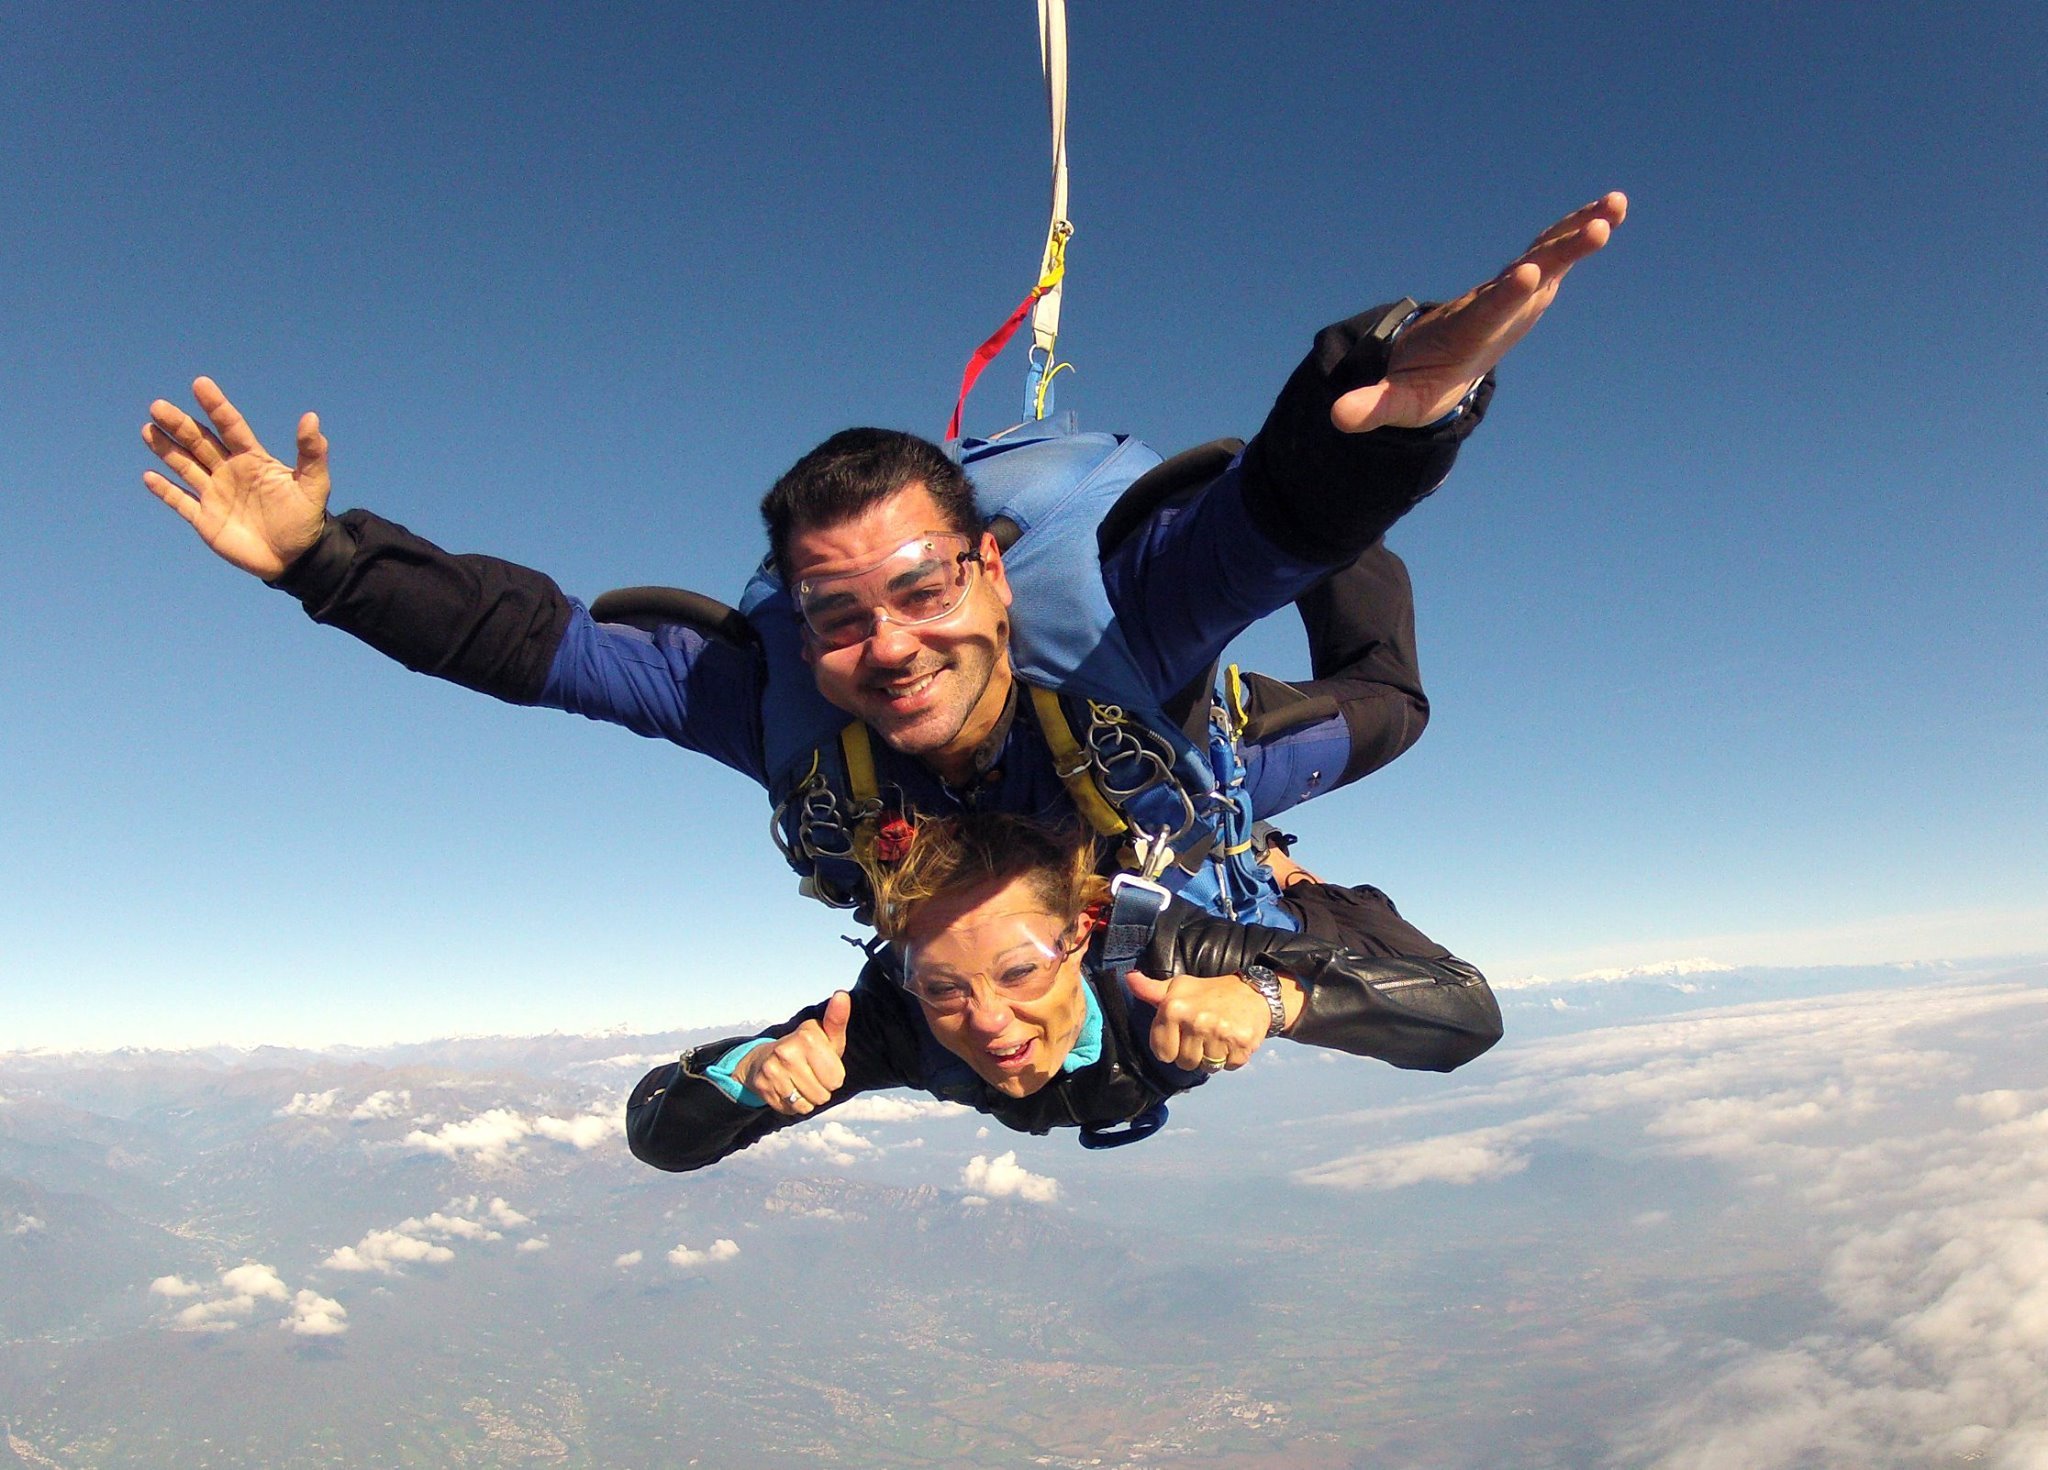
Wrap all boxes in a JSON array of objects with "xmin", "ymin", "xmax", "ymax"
[{"xmin": 1240, "ymin": 541, "xmax": 1428, "ymax": 794}]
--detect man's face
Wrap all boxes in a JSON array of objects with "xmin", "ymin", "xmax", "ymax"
[{"xmin": 791, "ymin": 485, "xmax": 1013, "ymax": 769}]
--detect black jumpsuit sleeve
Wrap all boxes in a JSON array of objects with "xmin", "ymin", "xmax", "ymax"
[
  {"xmin": 624, "ymin": 964, "xmax": 929, "ymax": 1174},
  {"xmin": 1140, "ymin": 889, "xmax": 1503, "ymax": 1074},
  {"xmin": 1237, "ymin": 300, "xmax": 1494, "ymax": 565},
  {"xmin": 269, "ymin": 509, "xmax": 575, "ymax": 702}
]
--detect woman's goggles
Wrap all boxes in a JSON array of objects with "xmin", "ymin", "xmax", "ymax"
[
  {"xmin": 901, "ymin": 918, "xmax": 1079, "ymax": 1017},
  {"xmin": 794, "ymin": 533, "xmax": 984, "ymax": 651}
]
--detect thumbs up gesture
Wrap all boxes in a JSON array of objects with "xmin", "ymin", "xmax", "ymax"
[
  {"xmin": 1123, "ymin": 971, "xmax": 1271, "ymax": 1075},
  {"xmin": 735, "ymin": 991, "xmax": 853, "ymax": 1115}
]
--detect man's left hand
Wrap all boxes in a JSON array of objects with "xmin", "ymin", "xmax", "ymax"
[{"xmin": 1334, "ymin": 191, "xmax": 1628, "ymax": 433}]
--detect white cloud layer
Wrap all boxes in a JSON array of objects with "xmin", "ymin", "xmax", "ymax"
[
  {"xmin": 1290, "ymin": 974, "xmax": 2048, "ymax": 1467},
  {"xmin": 826, "ymin": 1096, "xmax": 970, "ymax": 1125},
  {"xmin": 961, "ymin": 1150, "xmax": 1060, "ymax": 1204}
]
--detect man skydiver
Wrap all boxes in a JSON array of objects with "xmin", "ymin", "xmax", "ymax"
[{"xmin": 140, "ymin": 195, "xmax": 1625, "ymax": 939}]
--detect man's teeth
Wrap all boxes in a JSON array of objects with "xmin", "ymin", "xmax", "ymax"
[{"xmin": 885, "ymin": 673, "xmax": 937, "ymax": 697}]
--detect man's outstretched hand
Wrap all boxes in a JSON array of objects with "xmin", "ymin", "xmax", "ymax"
[
  {"xmin": 142, "ymin": 378, "xmax": 331, "ymax": 582},
  {"xmin": 1334, "ymin": 191, "xmax": 1628, "ymax": 433}
]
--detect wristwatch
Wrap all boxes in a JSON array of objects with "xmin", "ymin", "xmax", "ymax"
[{"xmin": 1239, "ymin": 962, "xmax": 1287, "ymax": 1037}]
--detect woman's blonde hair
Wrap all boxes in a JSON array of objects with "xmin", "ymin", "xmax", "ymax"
[{"xmin": 864, "ymin": 812, "xmax": 1110, "ymax": 942}]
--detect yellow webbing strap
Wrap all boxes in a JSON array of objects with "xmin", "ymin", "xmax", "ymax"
[
  {"xmin": 1223, "ymin": 663, "xmax": 1251, "ymax": 742},
  {"xmin": 1028, "ymin": 685, "xmax": 1127, "ymax": 837},
  {"xmin": 838, "ymin": 722, "xmax": 882, "ymax": 860}
]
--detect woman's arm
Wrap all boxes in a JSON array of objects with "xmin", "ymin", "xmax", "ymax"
[{"xmin": 624, "ymin": 972, "xmax": 926, "ymax": 1173}]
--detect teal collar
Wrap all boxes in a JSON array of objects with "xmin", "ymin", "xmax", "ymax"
[{"xmin": 1062, "ymin": 982, "xmax": 1104, "ymax": 1072}]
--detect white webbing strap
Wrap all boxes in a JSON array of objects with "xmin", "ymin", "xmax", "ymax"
[{"xmin": 1026, "ymin": 0, "xmax": 1072, "ymax": 418}]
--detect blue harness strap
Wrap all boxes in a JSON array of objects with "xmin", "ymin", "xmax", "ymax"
[{"xmin": 1078, "ymin": 876, "xmax": 1174, "ymax": 1150}]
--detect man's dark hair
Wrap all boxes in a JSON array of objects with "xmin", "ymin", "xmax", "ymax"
[{"xmin": 761, "ymin": 429, "xmax": 980, "ymax": 584}]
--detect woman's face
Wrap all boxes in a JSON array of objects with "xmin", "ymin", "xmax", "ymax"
[{"xmin": 899, "ymin": 874, "xmax": 1091, "ymax": 1098}]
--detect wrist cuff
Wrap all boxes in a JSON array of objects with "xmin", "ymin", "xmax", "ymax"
[{"xmin": 267, "ymin": 515, "xmax": 359, "ymax": 606}]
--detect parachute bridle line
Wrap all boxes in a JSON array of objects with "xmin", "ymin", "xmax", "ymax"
[{"xmin": 945, "ymin": 0, "xmax": 1075, "ymax": 442}]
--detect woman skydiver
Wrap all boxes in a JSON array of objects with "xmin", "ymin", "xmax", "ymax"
[{"xmin": 625, "ymin": 811, "xmax": 1500, "ymax": 1171}]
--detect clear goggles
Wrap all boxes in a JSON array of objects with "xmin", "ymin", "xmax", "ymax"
[
  {"xmin": 901, "ymin": 917, "xmax": 1080, "ymax": 1017},
  {"xmin": 794, "ymin": 533, "xmax": 984, "ymax": 651}
]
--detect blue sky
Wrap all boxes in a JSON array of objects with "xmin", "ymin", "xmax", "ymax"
[{"xmin": 3, "ymin": 1, "xmax": 2042, "ymax": 1049}]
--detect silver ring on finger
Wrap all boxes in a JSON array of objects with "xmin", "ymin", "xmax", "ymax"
[{"xmin": 784, "ymin": 1088, "xmax": 804, "ymax": 1109}]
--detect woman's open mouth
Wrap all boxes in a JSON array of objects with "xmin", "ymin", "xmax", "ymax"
[{"xmin": 985, "ymin": 1037, "xmax": 1035, "ymax": 1072}]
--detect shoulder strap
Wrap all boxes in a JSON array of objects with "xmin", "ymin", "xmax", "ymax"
[
  {"xmin": 1027, "ymin": 685, "xmax": 1128, "ymax": 837},
  {"xmin": 837, "ymin": 723, "xmax": 883, "ymax": 865}
]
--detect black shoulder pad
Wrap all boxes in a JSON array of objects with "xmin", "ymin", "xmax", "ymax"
[{"xmin": 589, "ymin": 586, "xmax": 761, "ymax": 651}]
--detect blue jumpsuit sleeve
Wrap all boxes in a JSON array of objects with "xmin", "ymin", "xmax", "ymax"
[{"xmin": 542, "ymin": 603, "xmax": 769, "ymax": 783}]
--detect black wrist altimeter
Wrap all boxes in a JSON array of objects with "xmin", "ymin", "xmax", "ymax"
[{"xmin": 1240, "ymin": 962, "xmax": 1286, "ymax": 1037}]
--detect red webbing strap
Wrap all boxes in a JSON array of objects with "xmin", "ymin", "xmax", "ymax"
[{"xmin": 946, "ymin": 284, "xmax": 1049, "ymax": 442}]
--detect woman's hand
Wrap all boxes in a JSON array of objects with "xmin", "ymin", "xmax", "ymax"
[
  {"xmin": 1124, "ymin": 971, "xmax": 1276, "ymax": 1073},
  {"xmin": 733, "ymin": 992, "xmax": 852, "ymax": 1116}
]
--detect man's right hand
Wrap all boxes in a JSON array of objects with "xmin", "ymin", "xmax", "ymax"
[
  {"xmin": 733, "ymin": 991, "xmax": 852, "ymax": 1116},
  {"xmin": 142, "ymin": 377, "xmax": 331, "ymax": 581}
]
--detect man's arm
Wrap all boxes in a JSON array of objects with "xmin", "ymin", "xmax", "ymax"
[
  {"xmin": 1106, "ymin": 194, "xmax": 1625, "ymax": 697},
  {"xmin": 1236, "ymin": 541, "xmax": 1431, "ymax": 819},
  {"xmin": 143, "ymin": 381, "xmax": 768, "ymax": 780}
]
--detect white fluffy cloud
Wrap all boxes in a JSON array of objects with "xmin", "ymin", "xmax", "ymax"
[
  {"xmin": 403, "ymin": 1108, "xmax": 615, "ymax": 1166},
  {"xmin": 279, "ymin": 1089, "xmax": 339, "ymax": 1118},
  {"xmin": 484, "ymin": 1197, "xmax": 531, "ymax": 1228},
  {"xmin": 751, "ymin": 1119, "xmax": 878, "ymax": 1167},
  {"xmin": 323, "ymin": 1229, "xmax": 456, "ymax": 1275},
  {"xmin": 349, "ymin": 1089, "xmax": 410, "ymax": 1121},
  {"xmin": 219, "ymin": 1263, "xmax": 289, "ymax": 1301},
  {"xmin": 155, "ymin": 1263, "xmax": 293, "ymax": 1334},
  {"xmin": 532, "ymin": 1113, "xmax": 613, "ymax": 1149},
  {"xmin": 960, "ymin": 1150, "xmax": 1060, "ymax": 1204},
  {"xmin": 516, "ymin": 1237, "xmax": 549, "ymax": 1253},
  {"xmin": 320, "ymin": 1196, "xmax": 539, "ymax": 1275},
  {"xmin": 614, "ymin": 1250, "xmax": 644, "ymax": 1268},
  {"xmin": 8, "ymin": 1213, "xmax": 45, "ymax": 1236},
  {"xmin": 667, "ymin": 1239, "xmax": 740, "ymax": 1270},
  {"xmin": 285, "ymin": 1289, "xmax": 348, "ymax": 1338}
]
